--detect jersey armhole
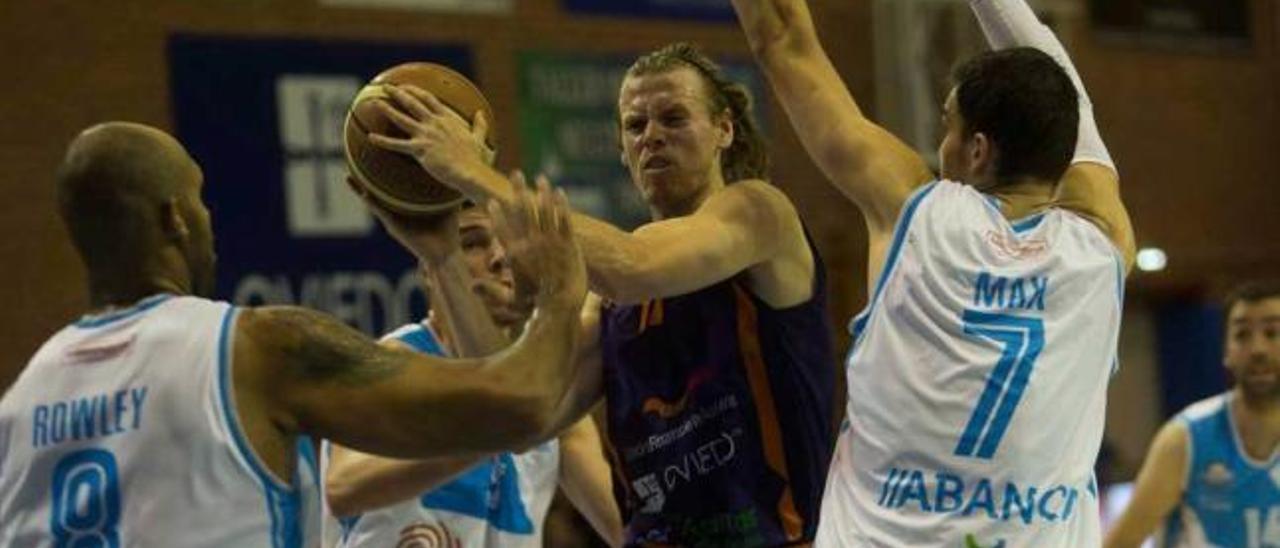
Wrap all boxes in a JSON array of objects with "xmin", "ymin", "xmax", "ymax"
[{"xmin": 1174, "ymin": 417, "xmax": 1195, "ymax": 494}]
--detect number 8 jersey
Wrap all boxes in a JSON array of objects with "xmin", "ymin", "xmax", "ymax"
[
  {"xmin": 816, "ymin": 181, "xmax": 1126, "ymax": 547},
  {"xmin": 0, "ymin": 295, "xmax": 318, "ymax": 548}
]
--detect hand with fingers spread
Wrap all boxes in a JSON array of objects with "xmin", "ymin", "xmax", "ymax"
[
  {"xmin": 367, "ymin": 84, "xmax": 500, "ymax": 201},
  {"xmin": 487, "ymin": 173, "xmax": 586, "ymax": 312}
]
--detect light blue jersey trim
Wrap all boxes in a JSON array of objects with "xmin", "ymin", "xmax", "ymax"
[
  {"xmin": 1224, "ymin": 393, "xmax": 1280, "ymax": 470},
  {"xmin": 396, "ymin": 325, "xmax": 445, "ymax": 355},
  {"xmin": 1009, "ymin": 213, "xmax": 1046, "ymax": 234},
  {"xmin": 380, "ymin": 323, "xmax": 538, "ymax": 536},
  {"xmin": 418, "ymin": 453, "xmax": 535, "ymax": 534},
  {"xmin": 846, "ymin": 182, "xmax": 941, "ymax": 360},
  {"xmin": 1111, "ymin": 252, "xmax": 1127, "ymax": 376},
  {"xmin": 73, "ymin": 294, "xmax": 173, "ymax": 329},
  {"xmin": 216, "ymin": 307, "xmax": 302, "ymax": 548},
  {"xmin": 976, "ymin": 191, "xmax": 1048, "ymax": 235}
]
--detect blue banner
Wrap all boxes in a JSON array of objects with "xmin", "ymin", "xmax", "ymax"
[
  {"xmin": 563, "ymin": 0, "xmax": 735, "ymax": 22},
  {"xmin": 169, "ymin": 35, "xmax": 473, "ymax": 335},
  {"xmin": 1156, "ymin": 301, "xmax": 1227, "ymax": 417}
]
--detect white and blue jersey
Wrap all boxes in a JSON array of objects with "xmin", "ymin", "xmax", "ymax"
[
  {"xmin": 1162, "ymin": 393, "xmax": 1280, "ymax": 548},
  {"xmin": 816, "ymin": 181, "xmax": 1126, "ymax": 547},
  {"xmin": 0, "ymin": 295, "xmax": 320, "ymax": 547},
  {"xmin": 323, "ymin": 322, "xmax": 560, "ymax": 548}
]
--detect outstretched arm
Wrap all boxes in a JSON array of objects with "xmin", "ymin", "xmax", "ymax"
[
  {"xmin": 326, "ymin": 239, "xmax": 516, "ymax": 516},
  {"xmin": 365, "ymin": 86, "xmax": 811, "ymax": 306},
  {"xmin": 239, "ymin": 184, "xmax": 587, "ymax": 461},
  {"xmin": 1104, "ymin": 421, "xmax": 1189, "ymax": 547},
  {"xmin": 731, "ymin": 0, "xmax": 933, "ymax": 232},
  {"xmin": 968, "ymin": 0, "xmax": 1136, "ymax": 268}
]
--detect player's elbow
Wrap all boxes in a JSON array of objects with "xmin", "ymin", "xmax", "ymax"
[{"xmin": 324, "ymin": 471, "xmax": 366, "ymax": 518}]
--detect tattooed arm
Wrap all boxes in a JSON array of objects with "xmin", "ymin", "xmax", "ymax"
[
  {"xmin": 233, "ymin": 183, "xmax": 586, "ymax": 474},
  {"xmin": 234, "ymin": 301, "xmax": 578, "ymax": 461}
]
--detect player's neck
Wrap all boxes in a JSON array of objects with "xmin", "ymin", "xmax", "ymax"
[
  {"xmin": 986, "ymin": 178, "xmax": 1055, "ymax": 220},
  {"xmin": 1231, "ymin": 389, "xmax": 1280, "ymax": 460},
  {"xmin": 86, "ymin": 273, "xmax": 187, "ymax": 313},
  {"xmin": 650, "ymin": 172, "xmax": 724, "ymax": 221}
]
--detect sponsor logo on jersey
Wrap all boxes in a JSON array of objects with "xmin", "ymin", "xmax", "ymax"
[
  {"xmin": 876, "ymin": 466, "xmax": 1084, "ymax": 526},
  {"xmin": 642, "ymin": 366, "xmax": 715, "ymax": 420},
  {"xmin": 984, "ymin": 230, "xmax": 1049, "ymax": 260},
  {"xmin": 1202, "ymin": 461, "xmax": 1235, "ymax": 488},
  {"xmin": 633, "ymin": 473, "xmax": 666, "ymax": 514},
  {"xmin": 397, "ymin": 521, "xmax": 460, "ymax": 548}
]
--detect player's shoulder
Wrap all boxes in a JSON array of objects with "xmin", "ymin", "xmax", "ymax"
[
  {"xmin": 901, "ymin": 179, "xmax": 974, "ymax": 215},
  {"xmin": 715, "ymin": 178, "xmax": 800, "ymax": 220},
  {"xmin": 1176, "ymin": 393, "xmax": 1230, "ymax": 425}
]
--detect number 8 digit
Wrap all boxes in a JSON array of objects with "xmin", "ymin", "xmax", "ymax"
[{"xmin": 50, "ymin": 448, "xmax": 121, "ymax": 548}]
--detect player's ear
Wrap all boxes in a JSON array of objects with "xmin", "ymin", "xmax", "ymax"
[
  {"xmin": 159, "ymin": 197, "xmax": 189, "ymax": 243},
  {"xmin": 715, "ymin": 108, "xmax": 734, "ymax": 150},
  {"xmin": 970, "ymin": 132, "xmax": 995, "ymax": 177}
]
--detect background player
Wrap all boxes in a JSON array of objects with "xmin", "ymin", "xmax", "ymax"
[
  {"xmin": 1106, "ymin": 282, "xmax": 1280, "ymax": 548},
  {"xmin": 367, "ymin": 43, "xmax": 837, "ymax": 546},
  {"xmin": 324, "ymin": 197, "xmax": 622, "ymax": 547},
  {"xmin": 0, "ymin": 122, "xmax": 586, "ymax": 546},
  {"xmin": 732, "ymin": 0, "xmax": 1134, "ymax": 544}
]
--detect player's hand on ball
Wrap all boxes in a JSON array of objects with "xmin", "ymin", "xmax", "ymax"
[
  {"xmin": 367, "ymin": 84, "xmax": 495, "ymax": 198},
  {"xmin": 488, "ymin": 172, "xmax": 586, "ymax": 312}
]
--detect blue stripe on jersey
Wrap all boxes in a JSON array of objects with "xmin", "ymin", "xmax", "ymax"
[
  {"xmin": 384, "ymin": 323, "xmax": 539, "ymax": 535},
  {"xmin": 73, "ymin": 294, "xmax": 173, "ymax": 329},
  {"xmin": 395, "ymin": 325, "xmax": 444, "ymax": 355},
  {"xmin": 846, "ymin": 182, "xmax": 941, "ymax": 357},
  {"xmin": 1010, "ymin": 213, "xmax": 1046, "ymax": 234},
  {"xmin": 418, "ymin": 454, "xmax": 536, "ymax": 534},
  {"xmin": 216, "ymin": 307, "xmax": 301, "ymax": 548},
  {"xmin": 1111, "ymin": 253, "xmax": 1126, "ymax": 376},
  {"xmin": 298, "ymin": 437, "xmax": 319, "ymax": 481}
]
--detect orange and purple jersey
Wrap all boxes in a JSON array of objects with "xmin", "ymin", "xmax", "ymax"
[{"xmin": 600, "ymin": 242, "xmax": 835, "ymax": 547}]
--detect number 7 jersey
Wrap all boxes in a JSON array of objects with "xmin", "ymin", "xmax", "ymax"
[{"xmin": 816, "ymin": 181, "xmax": 1126, "ymax": 547}]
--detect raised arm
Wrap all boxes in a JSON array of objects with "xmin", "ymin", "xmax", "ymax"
[
  {"xmin": 238, "ymin": 184, "xmax": 586, "ymax": 460},
  {"xmin": 327, "ymin": 229, "xmax": 516, "ymax": 516},
  {"xmin": 968, "ymin": 0, "xmax": 1136, "ymax": 268},
  {"xmin": 1104, "ymin": 421, "xmax": 1189, "ymax": 548},
  {"xmin": 731, "ymin": 0, "xmax": 933, "ymax": 231}
]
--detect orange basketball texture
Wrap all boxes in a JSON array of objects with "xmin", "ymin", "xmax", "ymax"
[{"xmin": 344, "ymin": 62, "xmax": 496, "ymax": 214}]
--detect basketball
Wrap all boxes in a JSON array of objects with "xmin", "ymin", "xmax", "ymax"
[{"xmin": 344, "ymin": 62, "xmax": 496, "ymax": 215}]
